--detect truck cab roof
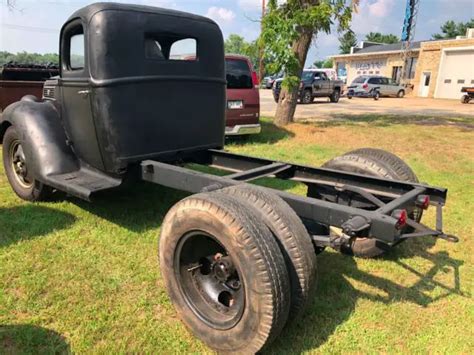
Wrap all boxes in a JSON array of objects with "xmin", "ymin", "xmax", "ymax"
[{"xmin": 67, "ymin": 2, "xmax": 215, "ymax": 25}]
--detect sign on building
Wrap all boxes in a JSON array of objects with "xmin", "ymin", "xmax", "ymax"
[{"xmin": 352, "ymin": 60, "xmax": 387, "ymax": 75}]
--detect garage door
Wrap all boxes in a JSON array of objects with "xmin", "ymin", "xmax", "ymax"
[{"xmin": 436, "ymin": 49, "xmax": 474, "ymax": 99}]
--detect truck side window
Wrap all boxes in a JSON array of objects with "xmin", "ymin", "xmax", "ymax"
[{"xmin": 70, "ymin": 32, "xmax": 85, "ymax": 70}]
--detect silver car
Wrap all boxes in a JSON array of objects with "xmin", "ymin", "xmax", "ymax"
[{"xmin": 347, "ymin": 76, "xmax": 406, "ymax": 98}]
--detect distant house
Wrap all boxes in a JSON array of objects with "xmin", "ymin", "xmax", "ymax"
[{"xmin": 330, "ymin": 29, "xmax": 474, "ymax": 99}]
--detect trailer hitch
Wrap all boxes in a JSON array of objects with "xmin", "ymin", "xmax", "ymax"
[{"xmin": 401, "ymin": 204, "xmax": 459, "ymax": 243}]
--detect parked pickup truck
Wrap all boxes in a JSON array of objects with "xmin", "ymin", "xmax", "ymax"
[
  {"xmin": 0, "ymin": 63, "xmax": 59, "ymax": 111},
  {"xmin": 273, "ymin": 69, "xmax": 344, "ymax": 104}
]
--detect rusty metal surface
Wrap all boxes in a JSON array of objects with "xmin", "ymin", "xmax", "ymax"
[{"xmin": 0, "ymin": 81, "xmax": 44, "ymax": 110}]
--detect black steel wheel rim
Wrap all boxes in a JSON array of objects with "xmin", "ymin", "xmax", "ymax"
[
  {"xmin": 175, "ymin": 231, "xmax": 245, "ymax": 330},
  {"xmin": 9, "ymin": 139, "xmax": 33, "ymax": 189}
]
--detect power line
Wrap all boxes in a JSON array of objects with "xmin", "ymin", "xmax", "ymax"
[{"xmin": 1, "ymin": 23, "xmax": 59, "ymax": 33}]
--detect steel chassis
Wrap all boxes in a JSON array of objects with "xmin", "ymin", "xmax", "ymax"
[{"xmin": 141, "ymin": 149, "xmax": 458, "ymax": 249}]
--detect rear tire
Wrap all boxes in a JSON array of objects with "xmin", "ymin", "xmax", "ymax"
[
  {"xmin": 218, "ymin": 185, "xmax": 317, "ymax": 321},
  {"xmin": 159, "ymin": 192, "xmax": 290, "ymax": 353},
  {"xmin": 397, "ymin": 90, "xmax": 405, "ymax": 98},
  {"xmin": 461, "ymin": 94, "xmax": 470, "ymax": 104},
  {"xmin": 2, "ymin": 126, "xmax": 52, "ymax": 202},
  {"xmin": 321, "ymin": 148, "xmax": 421, "ymax": 258},
  {"xmin": 373, "ymin": 90, "xmax": 380, "ymax": 100},
  {"xmin": 330, "ymin": 89, "xmax": 340, "ymax": 103}
]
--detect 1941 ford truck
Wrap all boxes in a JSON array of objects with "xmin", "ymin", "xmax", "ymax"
[{"xmin": 0, "ymin": 3, "xmax": 458, "ymax": 353}]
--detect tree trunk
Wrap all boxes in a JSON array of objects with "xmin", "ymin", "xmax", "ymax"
[{"xmin": 274, "ymin": 29, "xmax": 314, "ymax": 126}]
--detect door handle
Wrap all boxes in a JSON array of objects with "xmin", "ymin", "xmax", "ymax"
[{"xmin": 77, "ymin": 90, "xmax": 90, "ymax": 97}]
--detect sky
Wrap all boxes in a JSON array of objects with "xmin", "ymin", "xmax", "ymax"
[{"xmin": 1, "ymin": 0, "xmax": 473, "ymax": 66}]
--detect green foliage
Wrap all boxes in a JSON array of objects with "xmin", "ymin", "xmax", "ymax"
[
  {"xmin": 224, "ymin": 34, "xmax": 259, "ymax": 69},
  {"xmin": 339, "ymin": 30, "xmax": 357, "ymax": 54},
  {"xmin": 314, "ymin": 59, "xmax": 333, "ymax": 68},
  {"xmin": 432, "ymin": 19, "xmax": 474, "ymax": 39},
  {"xmin": 0, "ymin": 51, "xmax": 59, "ymax": 65},
  {"xmin": 261, "ymin": 0, "xmax": 355, "ymax": 90},
  {"xmin": 365, "ymin": 32, "xmax": 399, "ymax": 44}
]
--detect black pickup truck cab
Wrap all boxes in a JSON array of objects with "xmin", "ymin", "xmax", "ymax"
[
  {"xmin": 273, "ymin": 69, "xmax": 344, "ymax": 104},
  {"xmin": 0, "ymin": 3, "xmax": 458, "ymax": 353}
]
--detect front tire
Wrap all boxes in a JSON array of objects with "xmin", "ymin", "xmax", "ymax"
[
  {"xmin": 397, "ymin": 90, "xmax": 405, "ymax": 98},
  {"xmin": 461, "ymin": 94, "xmax": 470, "ymax": 104},
  {"xmin": 159, "ymin": 192, "xmax": 290, "ymax": 353},
  {"xmin": 301, "ymin": 89, "xmax": 313, "ymax": 104},
  {"xmin": 2, "ymin": 126, "xmax": 51, "ymax": 201}
]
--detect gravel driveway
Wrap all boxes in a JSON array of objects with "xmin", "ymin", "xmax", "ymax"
[{"xmin": 260, "ymin": 89, "xmax": 474, "ymax": 121}]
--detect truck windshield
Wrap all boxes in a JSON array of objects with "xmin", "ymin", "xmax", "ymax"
[
  {"xmin": 226, "ymin": 59, "xmax": 252, "ymax": 89},
  {"xmin": 301, "ymin": 71, "xmax": 314, "ymax": 81},
  {"xmin": 352, "ymin": 76, "xmax": 367, "ymax": 84}
]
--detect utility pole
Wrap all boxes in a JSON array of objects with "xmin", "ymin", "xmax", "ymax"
[{"xmin": 259, "ymin": 0, "xmax": 266, "ymax": 83}]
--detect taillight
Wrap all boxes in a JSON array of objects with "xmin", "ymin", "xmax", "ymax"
[
  {"xmin": 362, "ymin": 83, "xmax": 369, "ymax": 90},
  {"xmin": 299, "ymin": 82, "xmax": 304, "ymax": 89},
  {"xmin": 416, "ymin": 194, "xmax": 430, "ymax": 210},
  {"xmin": 392, "ymin": 209, "xmax": 408, "ymax": 229},
  {"xmin": 251, "ymin": 71, "xmax": 259, "ymax": 87}
]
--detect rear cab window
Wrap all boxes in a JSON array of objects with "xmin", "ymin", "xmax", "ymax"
[
  {"xmin": 145, "ymin": 35, "xmax": 197, "ymax": 61},
  {"xmin": 225, "ymin": 58, "xmax": 252, "ymax": 89}
]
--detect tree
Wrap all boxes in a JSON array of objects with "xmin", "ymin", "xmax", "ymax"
[
  {"xmin": 365, "ymin": 32, "xmax": 399, "ymax": 44},
  {"xmin": 261, "ymin": 0, "xmax": 357, "ymax": 126},
  {"xmin": 339, "ymin": 30, "xmax": 357, "ymax": 54},
  {"xmin": 224, "ymin": 34, "xmax": 259, "ymax": 70},
  {"xmin": 432, "ymin": 19, "xmax": 474, "ymax": 40},
  {"xmin": 313, "ymin": 59, "xmax": 333, "ymax": 68},
  {"xmin": 0, "ymin": 51, "xmax": 59, "ymax": 65}
]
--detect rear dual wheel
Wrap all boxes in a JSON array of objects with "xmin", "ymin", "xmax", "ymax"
[
  {"xmin": 160, "ymin": 192, "xmax": 287, "ymax": 353},
  {"xmin": 159, "ymin": 188, "xmax": 317, "ymax": 353},
  {"xmin": 320, "ymin": 148, "xmax": 421, "ymax": 258}
]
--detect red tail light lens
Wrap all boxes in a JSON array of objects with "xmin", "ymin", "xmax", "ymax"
[
  {"xmin": 416, "ymin": 194, "xmax": 430, "ymax": 210},
  {"xmin": 392, "ymin": 209, "xmax": 408, "ymax": 229},
  {"xmin": 251, "ymin": 71, "xmax": 259, "ymax": 86},
  {"xmin": 362, "ymin": 83, "xmax": 369, "ymax": 90}
]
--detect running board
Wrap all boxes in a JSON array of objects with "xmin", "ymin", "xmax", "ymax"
[{"xmin": 44, "ymin": 166, "xmax": 122, "ymax": 200}]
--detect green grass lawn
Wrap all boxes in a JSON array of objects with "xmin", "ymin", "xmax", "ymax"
[{"xmin": 1, "ymin": 115, "xmax": 473, "ymax": 353}]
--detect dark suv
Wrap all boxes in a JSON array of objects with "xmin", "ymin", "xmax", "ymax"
[
  {"xmin": 225, "ymin": 55, "xmax": 260, "ymax": 135},
  {"xmin": 273, "ymin": 69, "xmax": 344, "ymax": 104}
]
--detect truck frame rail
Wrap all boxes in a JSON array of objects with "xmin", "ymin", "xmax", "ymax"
[{"xmin": 141, "ymin": 149, "xmax": 458, "ymax": 248}]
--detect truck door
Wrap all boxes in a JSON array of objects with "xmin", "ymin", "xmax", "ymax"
[
  {"xmin": 59, "ymin": 20, "xmax": 104, "ymax": 171},
  {"xmin": 313, "ymin": 72, "xmax": 325, "ymax": 96},
  {"xmin": 320, "ymin": 72, "xmax": 331, "ymax": 94}
]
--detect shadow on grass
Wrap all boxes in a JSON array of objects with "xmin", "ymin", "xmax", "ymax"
[
  {"xmin": 301, "ymin": 114, "xmax": 474, "ymax": 130},
  {"xmin": 226, "ymin": 119, "xmax": 294, "ymax": 145},
  {"xmin": 0, "ymin": 324, "xmax": 70, "ymax": 354},
  {"xmin": 0, "ymin": 205, "xmax": 76, "ymax": 248},
  {"xmin": 267, "ymin": 247, "xmax": 464, "ymax": 353},
  {"xmin": 73, "ymin": 183, "xmax": 188, "ymax": 233}
]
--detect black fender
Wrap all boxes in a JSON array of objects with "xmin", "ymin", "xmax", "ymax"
[{"xmin": 1, "ymin": 97, "xmax": 79, "ymax": 181}]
